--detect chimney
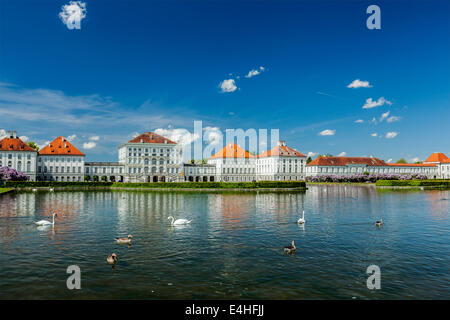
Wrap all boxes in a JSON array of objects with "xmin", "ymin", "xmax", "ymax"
[
  {"xmin": 7, "ymin": 131, "xmax": 11, "ymax": 138},
  {"xmin": 13, "ymin": 131, "xmax": 17, "ymax": 138},
  {"xmin": 140, "ymin": 139, "xmax": 143, "ymax": 143},
  {"xmin": 278, "ymin": 140, "xmax": 286, "ymax": 146}
]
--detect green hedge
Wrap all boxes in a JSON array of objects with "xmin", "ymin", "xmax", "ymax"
[
  {"xmin": 111, "ymin": 181, "xmax": 306, "ymax": 189},
  {"xmin": 2, "ymin": 180, "xmax": 306, "ymax": 189},
  {"xmin": 3, "ymin": 181, "xmax": 113, "ymax": 188},
  {"xmin": 376, "ymin": 180, "xmax": 450, "ymax": 187}
]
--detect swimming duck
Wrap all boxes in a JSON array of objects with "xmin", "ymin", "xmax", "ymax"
[
  {"xmin": 107, "ymin": 253, "xmax": 118, "ymax": 265},
  {"xmin": 35, "ymin": 212, "xmax": 57, "ymax": 226},
  {"xmin": 49, "ymin": 188, "xmax": 54, "ymax": 192},
  {"xmin": 32, "ymin": 188, "xmax": 37, "ymax": 192},
  {"xmin": 297, "ymin": 210, "xmax": 306, "ymax": 224},
  {"xmin": 375, "ymin": 218, "xmax": 383, "ymax": 226},
  {"xmin": 115, "ymin": 235, "xmax": 133, "ymax": 244},
  {"xmin": 168, "ymin": 216, "xmax": 191, "ymax": 226},
  {"xmin": 284, "ymin": 240, "xmax": 296, "ymax": 254}
]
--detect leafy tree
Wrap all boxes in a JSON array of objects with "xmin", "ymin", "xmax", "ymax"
[
  {"xmin": 306, "ymin": 157, "xmax": 312, "ymax": 164},
  {"xmin": 84, "ymin": 175, "xmax": 90, "ymax": 182},
  {"xmin": 27, "ymin": 142, "xmax": 39, "ymax": 151},
  {"xmin": 396, "ymin": 158, "xmax": 407, "ymax": 164},
  {"xmin": 101, "ymin": 176, "xmax": 107, "ymax": 182},
  {"xmin": 93, "ymin": 175, "xmax": 99, "ymax": 182}
]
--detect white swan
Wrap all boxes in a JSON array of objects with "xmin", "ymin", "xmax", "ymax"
[
  {"xmin": 49, "ymin": 188, "xmax": 54, "ymax": 192},
  {"xmin": 168, "ymin": 216, "xmax": 191, "ymax": 226},
  {"xmin": 35, "ymin": 213, "xmax": 57, "ymax": 226},
  {"xmin": 32, "ymin": 188, "xmax": 37, "ymax": 192},
  {"xmin": 297, "ymin": 210, "xmax": 306, "ymax": 224}
]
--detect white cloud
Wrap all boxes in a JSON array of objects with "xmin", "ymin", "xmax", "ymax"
[
  {"xmin": 0, "ymin": 129, "xmax": 6, "ymax": 139},
  {"xmin": 67, "ymin": 134, "xmax": 77, "ymax": 142},
  {"xmin": 83, "ymin": 141, "xmax": 96, "ymax": 149},
  {"xmin": 371, "ymin": 117, "xmax": 377, "ymax": 124},
  {"xmin": 307, "ymin": 152, "xmax": 317, "ymax": 158},
  {"xmin": 410, "ymin": 157, "xmax": 420, "ymax": 163},
  {"xmin": 228, "ymin": 112, "xmax": 235, "ymax": 116},
  {"xmin": 355, "ymin": 119, "xmax": 364, "ymax": 123},
  {"xmin": 371, "ymin": 133, "xmax": 378, "ymax": 137},
  {"xmin": 89, "ymin": 135, "xmax": 100, "ymax": 141},
  {"xmin": 245, "ymin": 69, "xmax": 260, "ymax": 78},
  {"xmin": 245, "ymin": 66, "xmax": 265, "ymax": 78},
  {"xmin": 59, "ymin": 1, "xmax": 87, "ymax": 30},
  {"xmin": 386, "ymin": 158, "xmax": 393, "ymax": 163},
  {"xmin": 19, "ymin": 135, "xmax": 29, "ymax": 142},
  {"xmin": 362, "ymin": 97, "xmax": 392, "ymax": 109},
  {"xmin": 379, "ymin": 111, "xmax": 390, "ymax": 122},
  {"xmin": 38, "ymin": 140, "xmax": 51, "ymax": 150},
  {"xmin": 219, "ymin": 79, "xmax": 237, "ymax": 93},
  {"xmin": 154, "ymin": 127, "xmax": 200, "ymax": 146},
  {"xmin": 318, "ymin": 129, "xmax": 336, "ymax": 136},
  {"xmin": 347, "ymin": 79, "xmax": 372, "ymax": 88},
  {"xmin": 203, "ymin": 126, "xmax": 222, "ymax": 146},
  {"xmin": 337, "ymin": 152, "xmax": 347, "ymax": 157},
  {"xmin": 387, "ymin": 116, "xmax": 401, "ymax": 123},
  {"xmin": 385, "ymin": 132, "xmax": 399, "ymax": 139}
]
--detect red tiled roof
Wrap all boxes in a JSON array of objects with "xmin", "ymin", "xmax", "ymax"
[
  {"xmin": 424, "ymin": 152, "xmax": 448, "ymax": 163},
  {"xmin": 386, "ymin": 163, "xmax": 436, "ymax": 167},
  {"xmin": 39, "ymin": 137, "xmax": 85, "ymax": 156},
  {"xmin": 209, "ymin": 143, "xmax": 255, "ymax": 159},
  {"xmin": 258, "ymin": 145, "xmax": 305, "ymax": 158},
  {"xmin": 128, "ymin": 132, "xmax": 176, "ymax": 144},
  {"xmin": 0, "ymin": 137, "xmax": 36, "ymax": 152},
  {"xmin": 307, "ymin": 156, "xmax": 386, "ymax": 166},
  {"xmin": 441, "ymin": 158, "xmax": 450, "ymax": 164}
]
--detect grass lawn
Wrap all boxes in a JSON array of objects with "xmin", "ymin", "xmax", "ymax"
[{"xmin": 0, "ymin": 188, "xmax": 13, "ymax": 194}]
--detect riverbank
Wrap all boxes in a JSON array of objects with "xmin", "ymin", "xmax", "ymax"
[
  {"xmin": 2, "ymin": 181, "xmax": 307, "ymax": 192},
  {"xmin": 306, "ymin": 182, "xmax": 375, "ymax": 186}
]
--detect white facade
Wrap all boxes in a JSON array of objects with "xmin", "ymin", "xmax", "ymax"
[
  {"xmin": 182, "ymin": 163, "xmax": 216, "ymax": 182},
  {"xmin": 305, "ymin": 157, "xmax": 439, "ymax": 179},
  {"xmin": 37, "ymin": 155, "xmax": 84, "ymax": 182}
]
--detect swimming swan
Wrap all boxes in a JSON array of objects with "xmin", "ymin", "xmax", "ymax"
[
  {"xmin": 35, "ymin": 213, "xmax": 57, "ymax": 226},
  {"xmin": 297, "ymin": 210, "xmax": 306, "ymax": 224},
  {"xmin": 168, "ymin": 216, "xmax": 191, "ymax": 226}
]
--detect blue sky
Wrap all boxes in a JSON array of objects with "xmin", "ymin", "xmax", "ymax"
[{"xmin": 0, "ymin": 0, "xmax": 449, "ymax": 162}]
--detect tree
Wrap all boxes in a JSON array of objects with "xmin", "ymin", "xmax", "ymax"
[
  {"xmin": 101, "ymin": 176, "xmax": 107, "ymax": 182},
  {"xmin": 27, "ymin": 142, "xmax": 39, "ymax": 151},
  {"xmin": 84, "ymin": 175, "xmax": 90, "ymax": 182},
  {"xmin": 93, "ymin": 175, "xmax": 99, "ymax": 182},
  {"xmin": 396, "ymin": 158, "xmax": 407, "ymax": 164},
  {"xmin": 306, "ymin": 157, "xmax": 312, "ymax": 164}
]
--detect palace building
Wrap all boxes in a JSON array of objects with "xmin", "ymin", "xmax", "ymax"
[
  {"xmin": 1, "ymin": 130, "xmax": 449, "ymax": 181},
  {"xmin": 0, "ymin": 131, "xmax": 38, "ymax": 181},
  {"xmin": 37, "ymin": 136, "xmax": 85, "ymax": 182}
]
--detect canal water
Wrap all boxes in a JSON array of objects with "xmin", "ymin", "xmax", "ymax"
[{"xmin": 0, "ymin": 186, "xmax": 449, "ymax": 299}]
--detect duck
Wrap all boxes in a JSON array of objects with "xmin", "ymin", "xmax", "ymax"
[
  {"xmin": 115, "ymin": 235, "xmax": 133, "ymax": 244},
  {"xmin": 35, "ymin": 212, "xmax": 57, "ymax": 226},
  {"xmin": 284, "ymin": 240, "xmax": 296, "ymax": 254},
  {"xmin": 49, "ymin": 188, "xmax": 54, "ymax": 192},
  {"xmin": 375, "ymin": 218, "xmax": 383, "ymax": 226},
  {"xmin": 32, "ymin": 188, "xmax": 37, "ymax": 192},
  {"xmin": 107, "ymin": 253, "xmax": 118, "ymax": 265},
  {"xmin": 168, "ymin": 216, "xmax": 191, "ymax": 226},
  {"xmin": 297, "ymin": 210, "xmax": 306, "ymax": 224}
]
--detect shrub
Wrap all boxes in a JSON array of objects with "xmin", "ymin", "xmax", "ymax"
[
  {"xmin": 305, "ymin": 173, "xmax": 428, "ymax": 183},
  {"xmin": 376, "ymin": 180, "xmax": 450, "ymax": 187},
  {"xmin": 111, "ymin": 181, "xmax": 306, "ymax": 189},
  {"xmin": 0, "ymin": 167, "xmax": 29, "ymax": 181},
  {"xmin": 4, "ymin": 181, "xmax": 113, "ymax": 188}
]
